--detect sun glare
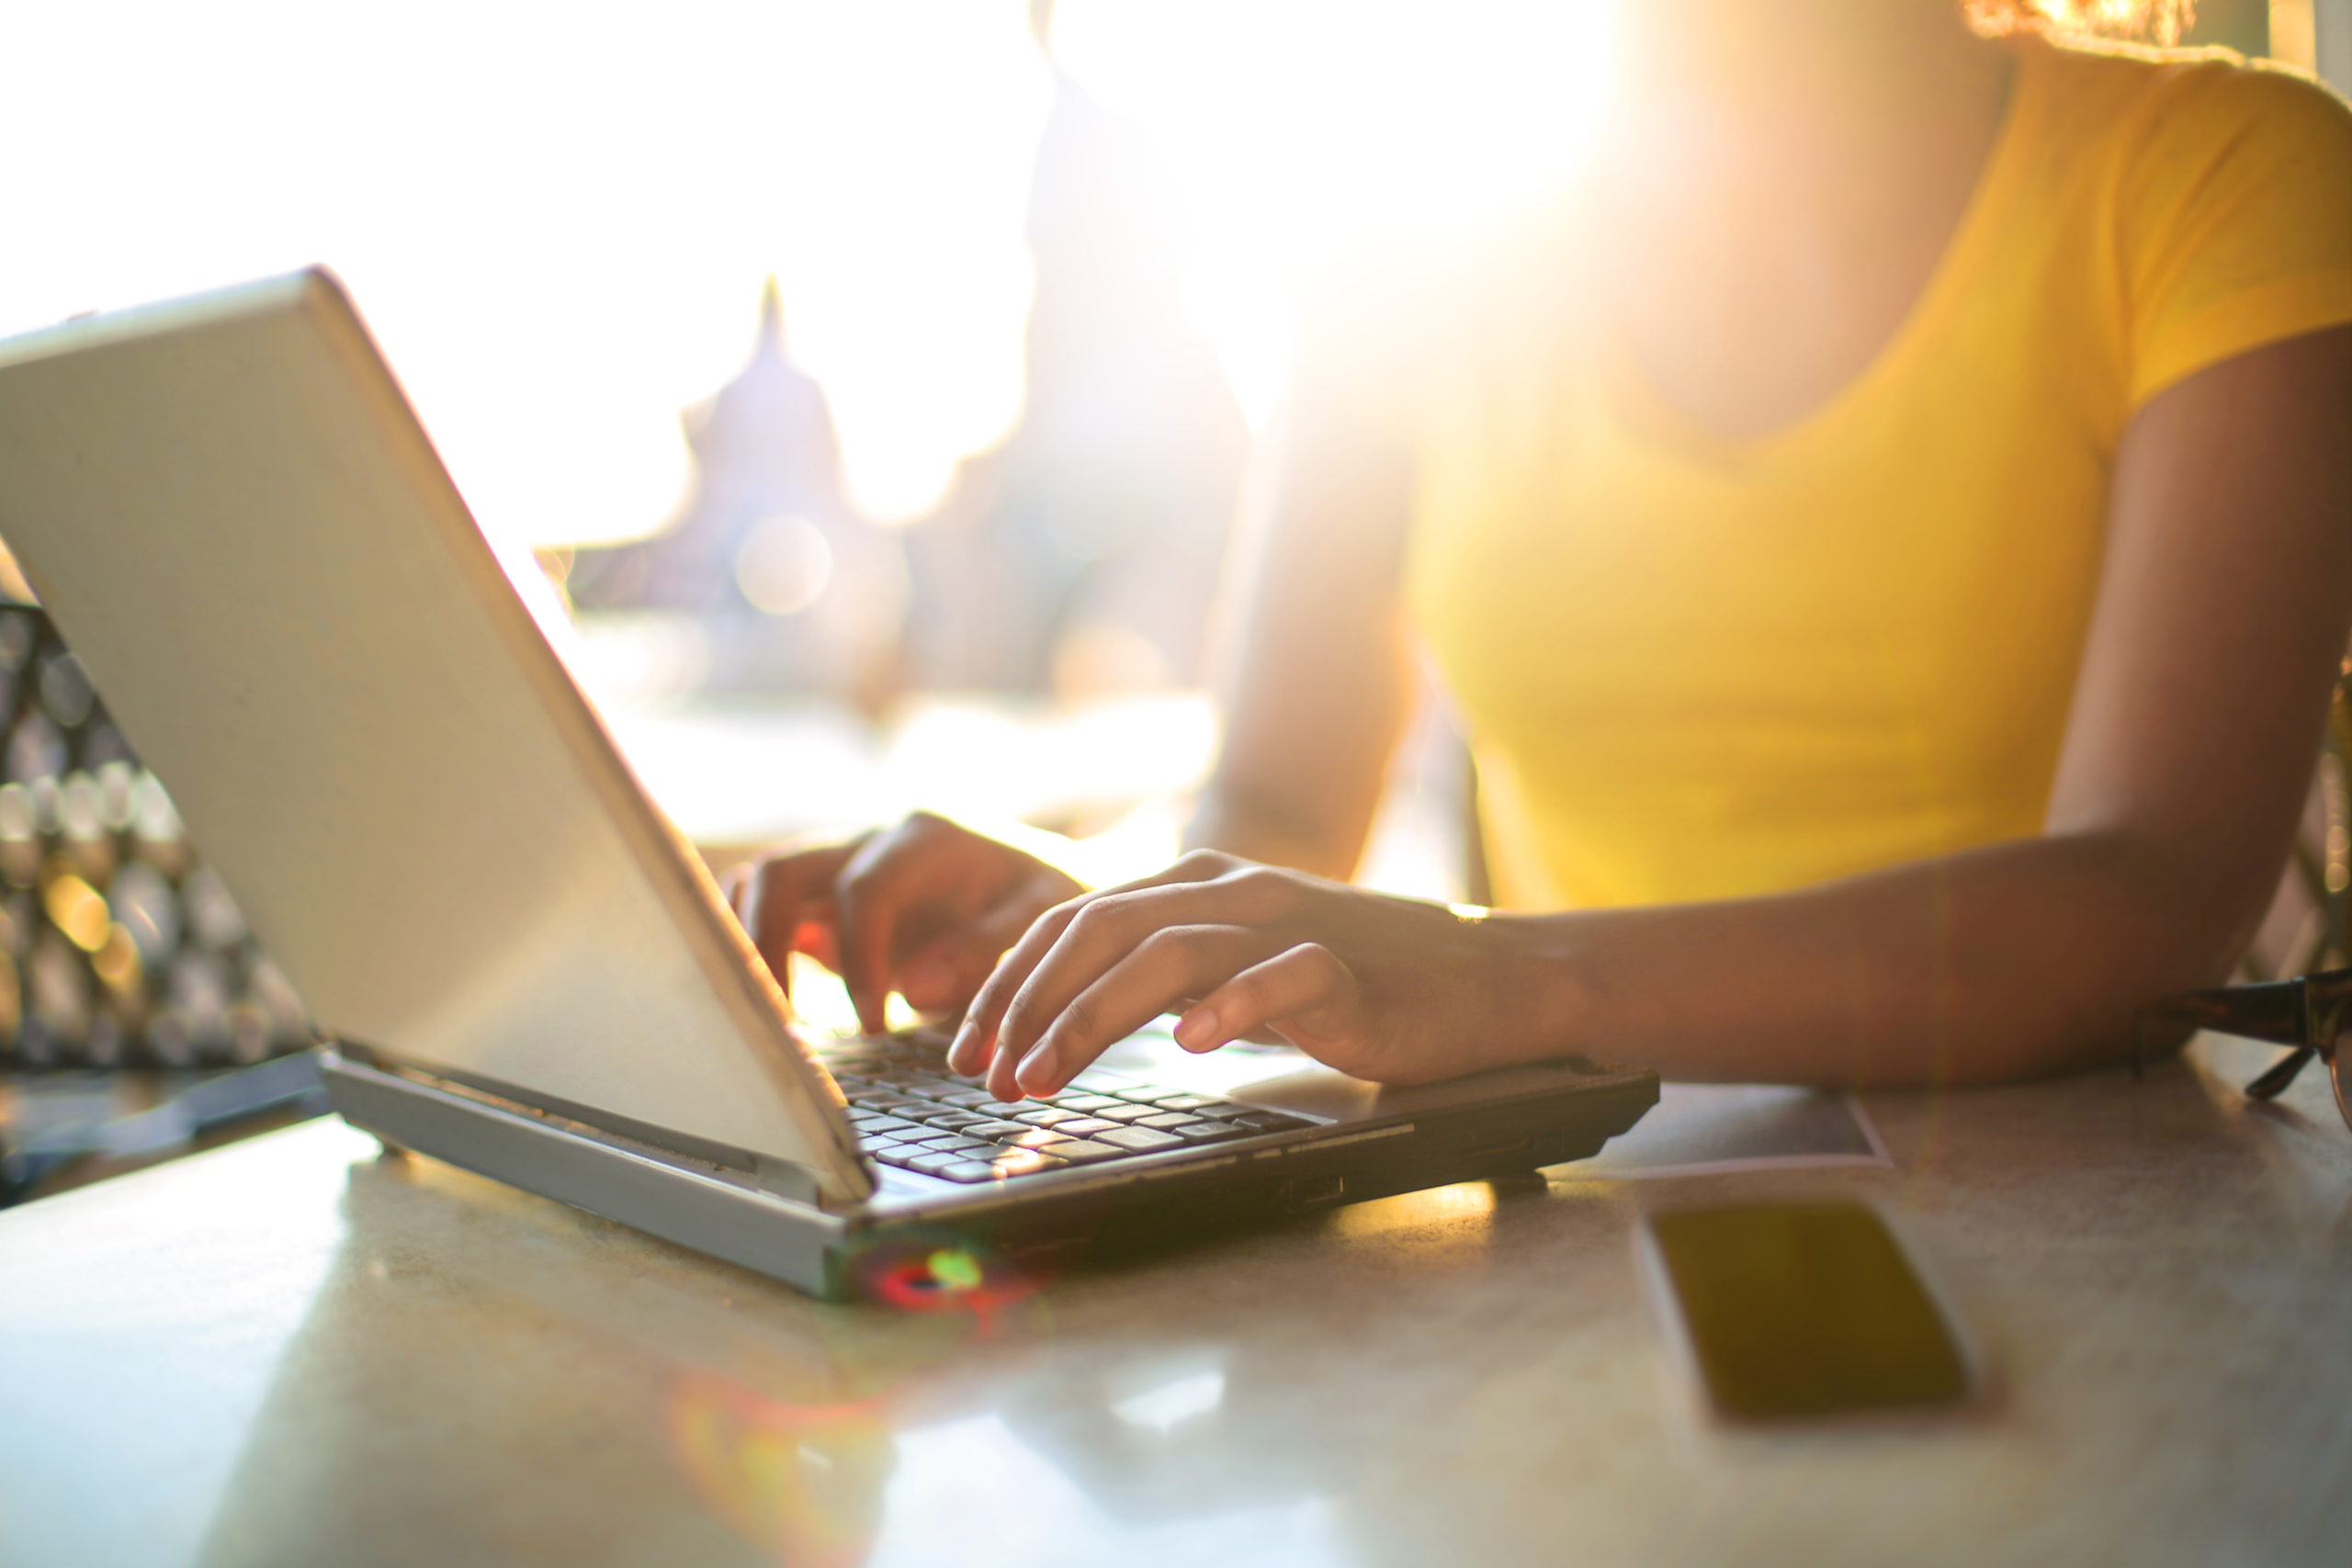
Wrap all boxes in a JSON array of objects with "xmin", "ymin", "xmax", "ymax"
[
  {"xmin": 0, "ymin": 1, "xmax": 1616, "ymax": 547},
  {"xmin": 1054, "ymin": 0, "xmax": 1619, "ymax": 426}
]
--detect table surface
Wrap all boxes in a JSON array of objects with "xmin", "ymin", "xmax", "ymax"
[{"xmin": 3, "ymin": 1037, "xmax": 2347, "ymax": 1568}]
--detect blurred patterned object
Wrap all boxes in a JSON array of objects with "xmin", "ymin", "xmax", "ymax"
[{"xmin": 0, "ymin": 598, "xmax": 312, "ymax": 1071}]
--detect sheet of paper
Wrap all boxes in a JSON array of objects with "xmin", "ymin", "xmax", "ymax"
[{"xmin": 1545, "ymin": 1083, "xmax": 1889, "ymax": 1179}]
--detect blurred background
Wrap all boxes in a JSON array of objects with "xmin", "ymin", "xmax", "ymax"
[
  {"xmin": 0, "ymin": 0, "xmax": 2335, "ymax": 1162},
  {"xmin": 0, "ymin": 0, "xmax": 1639, "ymax": 881}
]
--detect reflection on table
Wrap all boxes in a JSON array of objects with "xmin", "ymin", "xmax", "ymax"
[{"xmin": 2, "ymin": 1037, "xmax": 2346, "ymax": 1567}]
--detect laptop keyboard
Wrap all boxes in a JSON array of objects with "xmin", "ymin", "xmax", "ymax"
[{"xmin": 821, "ymin": 1035, "xmax": 1315, "ymax": 1184}]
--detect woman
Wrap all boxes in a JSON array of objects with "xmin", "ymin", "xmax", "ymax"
[{"xmin": 730, "ymin": 0, "xmax": 2352, "ymax": 1104}]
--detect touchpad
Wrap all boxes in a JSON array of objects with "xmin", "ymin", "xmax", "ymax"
[{"xmin": 1092, "ymin": 1027, "xmax": 1628, "ymax": 1122}]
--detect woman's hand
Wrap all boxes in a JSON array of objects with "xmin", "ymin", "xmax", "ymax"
[
  {"xmin": 726, "ymin": 812, "xmax": 1084, "ymax": 1034},
  {"xmin": 945, "ymin": 851, "xmax": 1568, "ymax": 1099}
]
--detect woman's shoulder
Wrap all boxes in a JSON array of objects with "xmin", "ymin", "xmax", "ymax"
[
  {"xmin": 2024, "ymin": 28, "xmax": 2352, "ymax": 157},
  {"xmin": 2016, "ymin": 31, "xmax": 2352, "ymax": 407}
]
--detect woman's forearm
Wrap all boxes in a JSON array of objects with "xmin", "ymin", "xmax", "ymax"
[
  {"xmin": 1538, "ymin": 331, "xmax": 2352, "ymax": 1090},
  {"xmin": 1500, "ymin": 828, "xmax": 2267, "ymax": 1088},
  {"xmin": 1184, "ymin": 781, "xmax": 1369, "ymax": 882}
]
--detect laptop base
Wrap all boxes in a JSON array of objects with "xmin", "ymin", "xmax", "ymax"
[
  {"xmin": 322, "ymin": 1050, "xmax": 854, "ymax": 1297},
  {"xmin": 323, "ymin": 1043, "xmax": 1661, "ymax": 1303}
]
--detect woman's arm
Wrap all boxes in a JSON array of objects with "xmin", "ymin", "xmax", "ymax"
[
  {"xmin": 1184, "ymin": 357, "xmax": 1420, "ymax": 878},
  {"xmin": 949, "ymin": 326, "xmax": 2352, "ymax": 1096},
  {"xmin": 725, "ymin": 362, "xmax": 1420, "ymax": 1027},
  {"xmin": 1561, "ymin": 323, "xmax": 2352, "ymax": 1086}
]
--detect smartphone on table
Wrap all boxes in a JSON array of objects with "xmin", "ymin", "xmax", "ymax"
[{"xmin": 1639, "ymin": 1198, "xmax": 1980, "ymax": 1423}]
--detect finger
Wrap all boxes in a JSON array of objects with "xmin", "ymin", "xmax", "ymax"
[
  {"xmin": 961, "ymin": 884, "xmax": 1202, "ymax": 1090},
  {"xmin": 946, "ymin": 853, "xmax": 1238, "ymax": 1054},
  {"xmin": 833, "ymin": 815, "xmax": 979, "ymax": 1035},
  {"xmin": 1174, "ymin": 942, "xmax": 1364, "ymax": 1058},
  {"xmin": 834, "ymin": 833, "xmax": 914, "ymax": 1036},
  {"xmin": 737, "ymin": 844, "xmax": 857, "ymax": 998},
  {"xmin": 956, "ymin": 868, "xmax": 1307, "ymax": 1079},
  {"xmin": 991, "ymin": 917, "xmax": 1245, "ymax": 1097},
  {"xmin": 950, "ymin": 897, "xmax": 1085, "ymax": 1078},
  {"xmin": 992, "ymin": 924, "xmax": 1276, "ymax": 1098}
]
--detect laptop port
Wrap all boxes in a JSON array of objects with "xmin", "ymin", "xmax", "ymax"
[{"xmin": 1283, "ymin": 1173, "xmax": 1346, "ymax": 1208}]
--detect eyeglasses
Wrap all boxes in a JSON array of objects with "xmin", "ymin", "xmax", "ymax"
[{"xmin": 2136, "ymin": 968, "xmax": 2352, "ymax": 1132}]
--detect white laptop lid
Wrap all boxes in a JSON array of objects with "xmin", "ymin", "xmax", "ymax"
[{"xmin": 0, "ymin": 270, "xmax": 872, "ymax": 1204}]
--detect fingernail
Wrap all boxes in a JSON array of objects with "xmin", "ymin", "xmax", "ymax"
[
  {"xmin": 1015, "ymin": 1041, "xmax": 1057, "ymax": 1094},
  {"xmin": 948, "ymin": 1021, "xmax": 980, "ymax": 1071},
  {"xmin": 1174, "ymin": 1007, "xmax": 1219, "ymax": 1051}
]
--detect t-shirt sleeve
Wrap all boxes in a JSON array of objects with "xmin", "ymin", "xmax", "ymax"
[{"xmin": 2122, "ymin": 61, "xmax": 2352, "ymax": 408}]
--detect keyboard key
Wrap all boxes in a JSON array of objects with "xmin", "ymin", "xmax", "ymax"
[
  {"xmin": 908, "ymin": 1150, "xmax": 973, "ymax": 1177},
  {"xmin": 930, "ymin": 1089, "xmax": 995, "ymax": 1108},
  {"xmin": 1165, "ymin": 1120, "xmax": 1250, "ymax": 1143},
  {"xmin": 988, "ymin": 1148, "xmax": 1068, "ymax": 1178},
  {"xmin": 1012, "ymin": 1108, "xmax": 1086, "ymax": 1128},
  {"xmin": 1046, "ymin": 1117, "xmax": 1120, "ymax": 1138},
  {"xmin": 907, "ymin": 1133, "xmax": 990, "ymax": 1153},
  {"xmin": 972, "ymin": 1100, "xmax": 1032, "ymax": 1117},
  {"xmin": 957, "ymin": 1119, "xmax": 1031, "ymax": 1140},
  {"xmin": 1048, "ymin": 1095, "xmax": 1124, "ymax": 1114},
  {"xmin": 1089, "ymin": 1102, "xmax": 1166, "ymax": 1123},
  {"xmin": 850, "ymin": 1113, "xmax": 924, "ymax": 1138},
  {"xmin": 1033, "ymin": 1138, "xmax": 1124, "ymax": 1164},
  {"xmin": 1229, "ymin": 1111, "xmax": 1315, "ymax": 1133},
  {"xmin": 913, "ymin": 1111, "xmax": 987, "ymax": 1132},
  {"xmin": 1143, "ymin": 1094, "xmax": 1226, "ymax": 1113},
  {"xmin": 849, "ymin": 1091, "xmax": 919, "ymax": 1110},
  {"xmin": 865, "ymin": 1144, "xmax": 922, "ymax": 1165},
  {"xmin": 1093, "ymin": 1125, "xmax": 1184, "ymax": 1153},
  {"xmin": 1136, "ymin": 1111, "xmax": 1203, "ymax": 1131},
  {"xmin": 1064, "ymin": 1070, "xmax": 1133, "ymax": 1090},
  {"xmin": 933, "ymin": 1160, "xmax": 1002, "ymax": 1183}
]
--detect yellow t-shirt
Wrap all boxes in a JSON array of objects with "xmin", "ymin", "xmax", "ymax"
[{"xmin": 1391, "ymin": 36, "xmax": 2352, "ymax": 911}]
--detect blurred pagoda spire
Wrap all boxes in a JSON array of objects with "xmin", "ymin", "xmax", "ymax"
[{"xmin": 564, "ymin": 281, "xmax": 905, "ymax": 700}]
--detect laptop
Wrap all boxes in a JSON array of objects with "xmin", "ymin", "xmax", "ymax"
[{"xmin": 0, "ymin": 270, "xmax": 1657, "ymax": 1299}]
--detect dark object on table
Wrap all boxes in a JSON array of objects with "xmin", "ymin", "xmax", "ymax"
[
  {"xmin": 2136, "ymin": 966, "xmax": 2352, "ymax": 1131},
  {"xmin": 1642, "ymin": 1200, "xmax": 1976, "ymax": 1422}
]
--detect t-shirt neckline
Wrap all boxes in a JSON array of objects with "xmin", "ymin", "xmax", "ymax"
[{"xmin": 1601, "ymin": 34, "xmax": 2050, "ymax": 465}]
